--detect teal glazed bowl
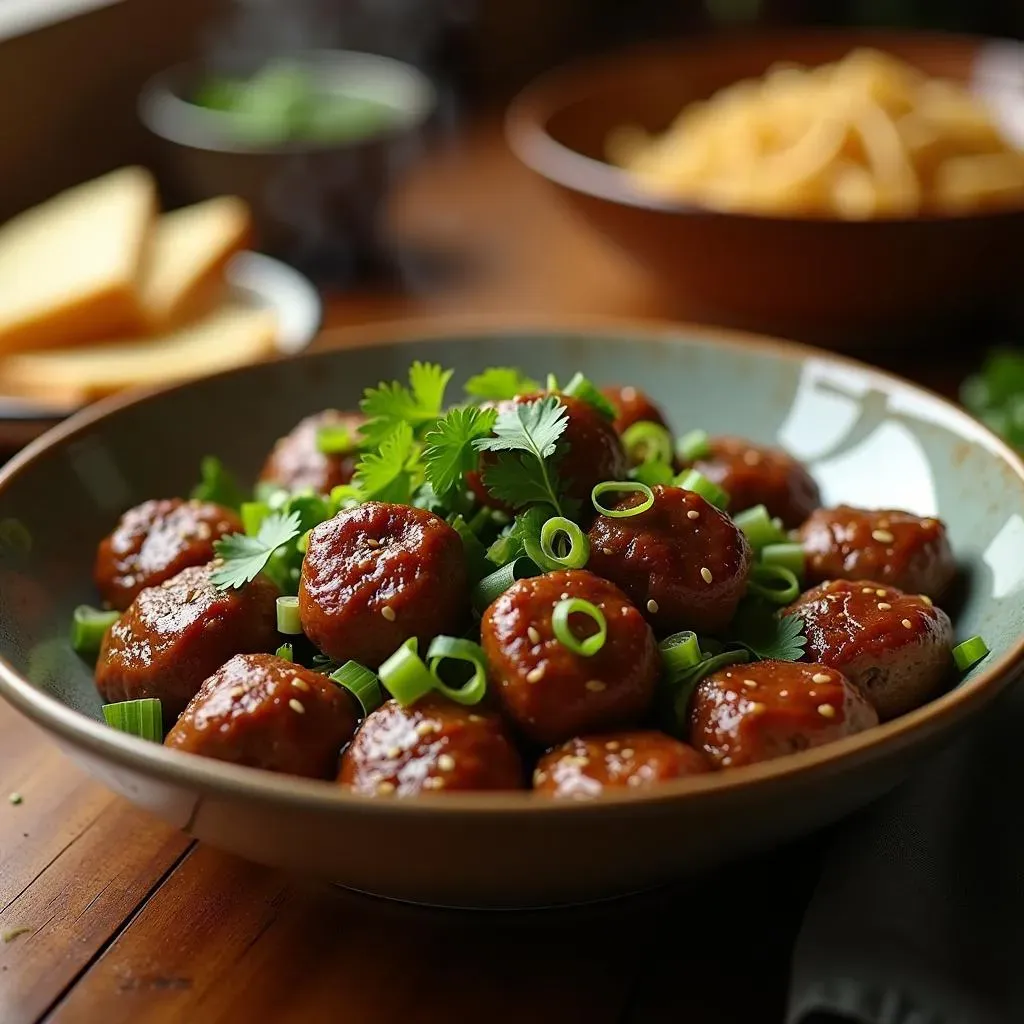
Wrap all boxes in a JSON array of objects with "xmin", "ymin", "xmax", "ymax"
[{"xmin": 1, "ymin": 318, "xmax": 1022, "ymax": 908}]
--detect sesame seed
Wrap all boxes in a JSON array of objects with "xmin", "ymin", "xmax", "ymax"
[
  {"xmin": 920, "ymin": 594, "xmax": 933, "ymax": 606},
  {"xmin": 811, "ymin": 672, "xmax": 830, "ymax": 684},
  {"xmin": 749, "ymin": 702, "xmax": 766, "ymax": 714},
  {"xmin": 620, "ymin": 748, "xmax": 635, "ymax": 758},
  {"xmin": 288, "ymin": 699, "xmax": 305, "ymax": 714},
  {"xmin": 902, "ymin": 618, "xmax": 913, "ymax": 629},
  {"xmin": 526, "ymin": 666, "xmax": 545, "ymax": 684},
  {"xmin": 605, "ymin": 741, "xmax": 620, "ymax": 751},
  {"xmin": 743, "ymin": 678, "xmax": 757, "ymax": 687},
  {"xmin": 196, "ymin": 523, "xmax": 212, "ymax": 540},
  {"xmin": 779, "ymin": 690, "xmax": 789, "ymax": 697},
  {"xmin": 415, "ymin": 721, "xmax": 437, "ymax": 737},
  {"xmin": 646, "ymin": 599, "xmax": 659, "ymax": 614},
  {"xmin": 291, "ymin": 677, "xmax": 310, "ymax": 692},
  {"xmin": 602, "ymin": 547, "xmax": 614, "ymax": 556},
  {"xmin": 386, "ymin": 745, "xmax": 402, "ymax": 759},
  {"xmin": 687, "ymin": 509, "xmax": 700, "ymax": 520},
  {"xmin": 366, "ymin": 538, "xmax": 381, "ymax": 549},
  {"xmin": 700, "ymin": 567, "xmax": 713, "ymax": 584},
  {"xmin": 817, "ymin": 704, "xmax": 837, "ymax": 718},
  {"xmin": 876, "ymin": 589, "xmax": 887, "ymax": 597},
  {"xmin": 585, "ymin": 680, "xmax": 606, "ymax": 692},
  {"xmin": 230, "ymin": 686, "xmax": 245, "ymax": 698},
  {"xmin": 376, "ymin": 781, "xmax": 396, "ymax": 795},
  {"xmin": 872, "ymin": 529, "xmax": 895, "ymax": 543},
  {"xmin": 627, "ymin": 774, "xmax": 643, "ymax": 786},
  {"xmin": 560, "ymin": 592, "xmax": 570, "ymax": 600},
  {"xmin": 809, "ymin": 690, "xmax": 817, "ymax": 697},
  {"xmin": 468, "ymin": 714, "xmax": 482, "ymax": 723},
  {"xmin": 621, "ymin": 386, "xmax": 637, "ymax": 401},
  {"xmin": 437, "ymin": 754, "xmax": 456, "ymax": 772},
  {"xmin": 380, "ymin": 605, "xmax": 396, "ymax": 622},
  {"xmin": 862, "ymin": 587, "xmax": 874, "ymax": 594},
  {"xmin": 527, "ymin": 626, "xmax": 541, "ymax": 645},
  {"xmin": 878, "ymin": 601, "xmax": 892, "ymax": 610}
]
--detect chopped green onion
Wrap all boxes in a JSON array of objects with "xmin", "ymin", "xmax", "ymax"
[
  {"xmin": 71, "ymin": 605, "xmax": 119, "ymax": 658},
  {"xmin": 472, "ymin": 557, "xmax": 540, "ymax": 613},
  {"xmin": 551, "ymin": 598, "xmax": 607, "ymax": 657},
  {"xmin": 676, "ymin": 429, "xmax": 711, "ymax": 463},
  {"xmin": 674, "ymin": 469, "xmax": 729, "ymax": 509},
  {"xmin": 426, "ymin": 636, "xmax": 489, "ymax": 705},
  {"xmin": 761, "ymin": 542, "xmax": 805, "ymax": 578},
  {"xmin": 622, "ymin": 420, "xmax": 674, "ymax": 464},
  {"xmin": 297, "ymin": 529, "xmax": 312, "ymax": 554},
  {"xmin": 591, "ymin": 481, "xmax": 655, "ymax": 518},
  {"xmin": 102, "ymin": 699, "xmax": 163, "ymax": 742},
  {"xmin": 546, "ymin": 373, "xmax": 559, "ymax": 393},
  {"xmin": 379, "ymin": 638, "xmax": 437, "ymax": 707},
  {"xmin": 630, "ymin": 460, "xmax": 675, "ymax": 488},
  {"xmin": 316, "ymin": 424, "xmax": 353, "ymax": 455},
  {"xmin": 747, "ymin": 563, "xmax": 800, "ymax": 605},
  {"xmin": 331, "ymin": 661, "xmax": 384, "ymax": 716},
  {"xmin": 276, "ymin": 595, "xmax": 303, "ymax": 634},
  {"xmin": 732, "ymin": 505, "xmax": 786, "ymax": 550},
  {"xmin": 241, "ymin": 501, "xmax": 270, "ymax": 537},
  {"xmin": 448, "ymin": 514, "xmax": 492, "ymax": 584},
  {"xmin": 562, "ymin": 372, "xmax": 617, "ymax": 420},
  {"xmin": 953, "ymin": 635, "xmax": 989, "ymax": 672},
  {"xmin": 537, "ymin": 516, "xmax": 590, "ymax": 570},
  {"xmin": 275, "ymin": 642, "xmax": 294, "ymax": 661},
  {"xmin": 659, "ymin": 631, "xmax": 702, "ymax": 677}
]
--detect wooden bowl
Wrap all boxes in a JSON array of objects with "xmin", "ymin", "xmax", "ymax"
[
  {"xmin": 505, "ymin": 31, "xmax": 1024, "ymax": 349},
  {"xmin": 0, "ymin": 317, "xmax": 1022, "ymax": 908}
]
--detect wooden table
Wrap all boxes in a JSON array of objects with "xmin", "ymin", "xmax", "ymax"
[{"xmin": 0, "ymin": 119, "xmax": 985, "ymax": 1023}]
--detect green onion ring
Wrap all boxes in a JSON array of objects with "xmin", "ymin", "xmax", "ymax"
[
  {"xmin": 760, "ymin": 542, "xmax": 805, "ymax": 578},
  {"xmin": 102, "ymin": 698, "xmax": 163, "ymax": 742},
  {"xmin": 472, "ymin": 557, "xmax": 541, "ymax": 613},
  {"xmin": 659, "ymin": 630, "xmax": 702, "ymax": 677},
  {"xmin": 674, "ymin": 469, "xmax": 729, "ymax": 510},
  {"xmin": 953, "ymin": 635, "xmax": 989, "ymax": 672},
  {"xmin": 591, "ymin": 481, "xmax": 655, "ymax": 518},
  {"xmin": 330, "ymin": 661, "xmax": 385, "ymax": 716},
  {"xmin": 622, "ymin": 421, "xmax": 674, "ymax": 465},
  {"xmin": 378, "ymin": 638, "xmax": 437, "ymax": 707},
  {"xmin": 676, "ymin": 429, "xmax": 711, "ymax": 463},
  {"xmin": 537, "ymin": 516, "xmax": 590, "ymax": 570},
  {"xmin": 426, "ymin": 636, "xmax": 489, "ymax": 705},
  {"xmin": 747, "ymin": 563, "xmax": 801, "ymax": 605},
  {"xmin": 276, "ymin": 595, "xmax": 303, "ymax": 635},
  {"xmin": 275, "ymin": 642, "xmax": 294, "ymax": 662},
  {"xmin": 732, "ymin": 504, "xmax": 786, "ymax": 551},
  {"xmin": 551, "ymin": 598, "xmax": 607, "ymax": 657},
  {"xmin": 70, "ymin": 605, "xmax": 119, "ymax": 659}
]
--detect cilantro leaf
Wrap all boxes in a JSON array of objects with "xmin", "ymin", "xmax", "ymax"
[
  {"xmin": 211, "ymin": 510, "xmax": 302, "ymax": 590},
  {"xmin": 422, "ymin": 406, "xmax": 497, "ymax": 497},
  {"xmin": 191, "ymin": 456, "xmax": 246, "ymax": 510},
  {"xmin": 730, "ymin": 599, "xmax": 807, "ymax": 661},
  {"xmin": 485, "ymin": 507, "xmax": 547, "ymax": 566},
  {"xmin": 352, "ymin": 421, "xmax": 419, "ymax": 503},
  {"xmin": 464, "ymin": 367, "xmax": 541, "ymax": 402},
  {"xmin": 359, "ymin": 362, "xmax": 453, "ymax": 447}
]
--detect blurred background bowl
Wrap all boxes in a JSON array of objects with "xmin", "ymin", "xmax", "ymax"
[
  {"xmin": 506, "ymin": 30, "xmax": 1024, "ymax": 350},
  {"xmin": 139, "ymin": 49, "xmax": 437, "ymax": 281}
]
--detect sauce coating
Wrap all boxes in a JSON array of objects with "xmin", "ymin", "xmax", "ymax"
[
  {"xmin": 95, "ymin": 563, "xmax": 279, "ymax": 723},
  {"xmin": 587, "ymin": 485, "xmax": 753, "ymax": 635},
  {"xmin": 94, "ymin": 498, "xmax": 241, "ymax": 611},
  {"xmin": 799, "ymin": 505, "xmax": 956, "ymax": 598},
  {"xmin": 481, "ymin": 569, "xmax": 659, "ymax": 746},
  {"xmin": 339, "ymin": 697, "xmax": 524, "ymax": 795},
  {"xmin": 683, "ymin": 436, "xmax": 820, "ymax": 527},
  {"xmin": 259, "ymin": 410, "xmax": 363, "ymax": 494},
  {"xmin": 600, "ymin": 385, "xmax": 670, "ymax": 434},
  {"xmin": 784, "ymin": 579, "xmax": 953, "ymax": 720},
  {"xmin": 690, "ymin": 660, "xmax": 878, "ymax": 768},
  {"xmin": 299, "ymin": 502, "xmax": 468, "ymax": 666},
  {"xmin": 165, "ymin": 653, "xmax": 358, "ymax": 778},
  {"xmin": 534, "ymin": 730, "xmax": 710, "ymax": 798}
]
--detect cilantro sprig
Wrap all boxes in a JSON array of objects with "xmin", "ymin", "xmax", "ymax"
[
  {"xmin": 464, "ymin": 367, "xmax": 540, "ymax": 402},
  {"xmin": 730, "ymin": 599, "xmax": 807, "ymax": 661},
  {"xmin": 359, "ymin": 362, "xmax": 452, "ymax": 447},
  {"xmin": 351, "ymin": 422, "xmax": 420, "ymax": 504},
  {"xmin": 211, "ymin": 510, "xmax": 302, "ymax": 590},
  {"xmin": 422, "ymin": 406, "xmax": 497, "ymax": 498},
  {"xmin": 191, "ymin": 456, "xmax": 245, "ymax": 510}
]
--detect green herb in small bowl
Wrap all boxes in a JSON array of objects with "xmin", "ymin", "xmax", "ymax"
[{"xmin": 961, "ymin": 348, "xmax": 1024, "ymax": 450}]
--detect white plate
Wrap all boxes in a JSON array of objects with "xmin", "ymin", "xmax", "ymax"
[{"xmin": 0, "ymin": 251, "xmax": 322, "ymax": 424}]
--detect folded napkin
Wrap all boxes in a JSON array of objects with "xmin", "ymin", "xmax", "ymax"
[{"xmin": 788, "ymin": 679, "xmax": 1024, "ymax": 1024}]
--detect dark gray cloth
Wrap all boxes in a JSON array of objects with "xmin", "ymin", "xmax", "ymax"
[{"xmin": 789, "ymin": 679, "xmax": 1024, "ymax": 1024}]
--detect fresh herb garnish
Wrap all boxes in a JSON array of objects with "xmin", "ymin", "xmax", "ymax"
[
  {"xmin": 211, "ymin": 510, "xmax": 302, "ymax": 590},
  {"xmin": 464, "ymin": 367, "xmax": 541, "ymax": 402},
  {"xmin": 485, "ymin": 506, "xmax": 547, "ymax": 566},
  {"xmin": 562, "ymin": 372, "xmax": 617, "ymax": 420},
  {"xmin": 730, "ymin": 599, "xmax": 807, "ymax": 661},
  {"xmin": 191, "ymin": 456, "xmax": 245, "ymax": 510},
  {"xmin": 422, "ymin": 406, "xmax": 498, "ymax": 498},
  {"xmin": 359, "ymin": 362, "xmax": 453, "ymax": 447},
  {"xmin": 474, "ymin": 395, "xmax": 570, "ymax": 516},
  {"xmin": 351, "ymin": 421, "xmax": 419, "ymax": 504},
  {"xmin": 961, "ymin": 348, "xmax": 1024, "ymax": 450}
]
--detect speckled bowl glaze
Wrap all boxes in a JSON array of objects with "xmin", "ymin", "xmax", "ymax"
[{"xmin": 1, "ymin": 318, "xmax": 1022, "ymax": 908}]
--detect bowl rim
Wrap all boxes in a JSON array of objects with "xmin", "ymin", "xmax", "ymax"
[
  {"xmin": 138, "ymin": 48, "xmax": 438, "ymax": 156},
  {"xmin": 505, "ymin": 27, "xmax": 1024, "ymax": 226},
  {"xmin": 1, "ymin": 311, "xmax": 1023, "ymax": 817}
]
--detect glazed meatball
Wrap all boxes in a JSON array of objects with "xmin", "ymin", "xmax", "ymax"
[
  {"xmin": 588, "ymin": 486, "xmax": 753, "ymax": 635},
  {"xmin": 681, "ymin": 436, "xmax": 820, "ymax": 527},
  {"xmin": 470, "ymin": 393, "xmax": 628, "ymax": 510},
  {"xmin": 94, "ymin": 499, "xmax": 242, "ymax": 611},
  {"xmin": 481, "ymin": 569, "xmax": 659, "ymax": 746},
  {"xmin": 600, "ymin": 385, "xmax": 670, "ymax": 434},
  {"xmin": 259, "ymin": 410, "xmax": 363, "ymax": 494},
  {"xmin": 164, "ymin": 654, "xmax": 358, "ymax": 778},
  {"xmin": 690, "ymin": 660, "xmax": 878, "ymax": 768},
  {"xmin": 534, "ymin": 730, "xmax": 710, "ymax": 798},
  {"xmin": 785, "ymin": 580, "xmax": 954, "ymax": 721},
  {"xmin": 299, "ymin": 502, "xmax": 468, "ymax": 667},
  {"xmin": 339, "ymin": 698, "xmax": 523, "ymax": 795},
  {"xmin": 95, "ymin": 563, "xmax": 279, "ymax": 722},
  {"xmin": 799, "ymin": 505, "xmax": 956, "ymax": 598}
]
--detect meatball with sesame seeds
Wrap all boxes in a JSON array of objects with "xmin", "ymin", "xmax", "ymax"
[
  {"xmin": 534, "ymin": 730, "xmax": 711, "ymax": 798},
  {"xmin": 587, "ymin": 485, "xmax": 753, "ymax": 635},
  {"xmin": 690, "ymin": 660, "xmax": 878, "ymax": 768},
  {"xmin": 798, "ymin": 505, "xmax": 956, "ymax": 598},
  {"xmin": 94, "ymin": 498, "xmax": 242, "ymax": 611},
  {"xmin": 600, "ymin": 385, "xmax": 670, "ymax": 435},
  {"xmin": 784, "ymin": 580, "xmax": 954, "ymax": 721},
  {"xmin": 481, "ymin": 569, "xmax": 659, "ymax": 746},
  {"xmin": 164, "ymin": 654, "xmax": 359, "ymax": 778},
  {"xmin": 679, "ymin": 436, "xmax": 820, "ymax": 527},
  {"xmin": 259, "ymin": 410, "xmax": 363, "ymax": 495},
  {"xmin": 299, "ymin": 502, "xmax": 469, "ymax": 667},
  {"xmin": 339, "ymin": 698, "xmax": 524, "ymax": 795}
]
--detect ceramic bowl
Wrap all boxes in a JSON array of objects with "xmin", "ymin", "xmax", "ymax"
[
  {"xmin": 505, "ymin": 31, "xmax": 1024, "ymax": 349},
  {"xmin": 1, "ymin": 318, "xmax": 1022, "ymax": 909}
]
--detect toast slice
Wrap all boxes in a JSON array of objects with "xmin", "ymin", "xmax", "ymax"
[
  {"xmin": 0, "ymin": 302, "xmax": 278, "ymax": 406},
  {"xmin": 137, "ymin": 195, "xmax": 254, "ymax": 330},
  {"xmin": 0, "ymin": 166, "xmax": 157, "ymax": 353}
]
